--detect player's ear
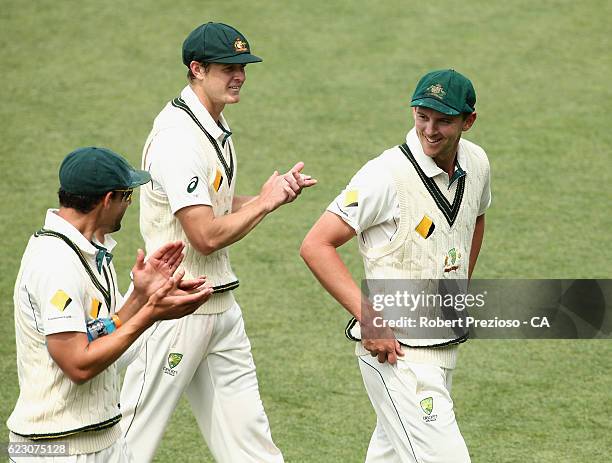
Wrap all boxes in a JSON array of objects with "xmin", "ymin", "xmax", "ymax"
[
  {"xmin": 462, "ymin": 112, "xmax": 477, "ymax": 132},
  {"xmin": 189, "ymin": 61, "xmax": 209, "ymax": 80},
  {"xmin": 102, "ymin": 191, "xmax": 115, "ymax": 208}
]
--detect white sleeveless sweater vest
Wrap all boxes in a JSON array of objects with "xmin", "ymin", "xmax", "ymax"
[
  {"xmin": 8, "ymin": 235, "xmax": 121, "ymax": 453},
  {"xmin": 140, "ymin": 97, "xmax": 239, "ymax": 315},
  {"xmin": 356, "ymin": 143, "xmax": 489, "ymax": 368}
]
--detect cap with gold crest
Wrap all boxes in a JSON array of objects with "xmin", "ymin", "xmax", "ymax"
[
  {"xmin": 182, "ymin": 22, "xmax": 262, "ymax": 65},
  {"xmin": 411, "ymin": 69, "xmax": 476, "ymax": 116}
]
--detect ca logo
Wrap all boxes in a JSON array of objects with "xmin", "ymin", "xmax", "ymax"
[
  {"xmin": 187, "ymin": 176, "xmax": 199, "ymax": 193},
  {"xmin": 168, "ymin": 353, "xmax": 183, "ymax": 369},
  {"xmin": 420, "ymin": 397, "xmax": 433, "ymax": 415}
]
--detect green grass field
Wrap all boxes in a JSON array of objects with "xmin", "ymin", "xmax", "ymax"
[{"xmin": 1, "ymin": 1, "xmax": 611, "ymax": 461}]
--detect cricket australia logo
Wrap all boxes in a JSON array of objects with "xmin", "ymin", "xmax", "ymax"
[
  {"xmin": 426, "ymin": 83, "xmax": 446, "ymax": 99},
  {"xmin": 163, "ymin": 352, "xmax": 183, "ymax": 376},
  {"xmin": 420, "ymin": 397, "xmax": 438, "ymax": 422},
  {"xmin": 443, "ymin": 247, "xmax": 462, "ymax": 273}
]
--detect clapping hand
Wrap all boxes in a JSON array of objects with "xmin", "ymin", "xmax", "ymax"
[
  {"xmin": 131, "ymin": 241, "xmax": 207, "ymax": 299},
  {"xmin": 144, "ymin": 268, "xmax": 213, "ymax": 321}
]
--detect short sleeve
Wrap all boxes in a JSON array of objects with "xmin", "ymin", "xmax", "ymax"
[
  {"xmin": 37, "ymin": 261, "xmax": 88, "ymax": 335},
  {"xmin": 478, "ymin": 158, "xmax": 492, "ymax": 216},
  {"xmin": 327, "ymin": 158, "xmax": 397, "ymax": 234},
  {"xmin": 147, "ymin": 128, "xmax": 213, "ymax": 213}
]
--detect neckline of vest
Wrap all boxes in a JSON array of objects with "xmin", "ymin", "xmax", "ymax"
[
  {"xmin": 171, "ymin": 97, "xmax": 234, "ymax": 186},
  {"xmin": 398, "ymin": 143, "xmax": 465, "ymax": 227}
]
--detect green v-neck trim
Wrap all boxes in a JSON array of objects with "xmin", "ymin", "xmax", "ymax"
[
  {"xmin": 448, "ymin": 164, "xmax": 466, "ymax": 189},
  {"xmin": 35, "ymin": 229, "xmax": 113, "ymax": 311},
  {"xmin": 399, "ymin": 143, "xmax": 465, "ymax": 227},
  {"xmin": 171, "ymin": 97, "xmax": 234, "ymax": 186}
]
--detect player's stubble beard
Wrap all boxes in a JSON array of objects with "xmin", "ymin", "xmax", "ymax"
[
  {"xmin": 107, "ymin": 203, "xmax": 128, "ymax": 233},
  {"xmin": 112, "ymin": 208, "xmax": 127, "ymax": 232}
]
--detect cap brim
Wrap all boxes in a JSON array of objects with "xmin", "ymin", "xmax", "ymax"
[
  {"xmin": 207, "ymin": 53, "xmax": 263, "ymax": 64},
  {"xmin": 128, "ymin": 169, "xmax": 152, "ymax": 188},
  {"xmin": 411, "ymin": 98, "xmax": 460, "ymax": 116}
]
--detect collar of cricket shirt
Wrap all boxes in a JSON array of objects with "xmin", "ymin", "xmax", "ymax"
[
  {"xmin": 44, "ymin": 209, "xmax": 117, "ymax": 272},
  {"xmin": 44, "ymin": 209, "xmax": 98, "ymax": 257},
  {"xmin": 181, "ymin": 85, "xmax": 233, "ymax": 145}
]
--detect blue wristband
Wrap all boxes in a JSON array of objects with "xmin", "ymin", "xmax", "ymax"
[{"xmin": 86, "ymin": 317, "xmax": 117, "ymax": 341}]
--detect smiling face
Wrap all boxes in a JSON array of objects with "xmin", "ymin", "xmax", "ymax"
[
  {"xmin": 190, "ymin": 62, "xmax": 247, "ymax": 119},
  {"xmin": 203, "ymin": 62, "xmax": 246, "ymax": 104},
  {"xmin": 412, "ymin": 106, "xmax": 476, "ymax": 168}
]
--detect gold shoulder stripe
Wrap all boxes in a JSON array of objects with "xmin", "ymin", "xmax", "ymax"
[
  {"xmin": 344, "ymin": 190, "xmax": 358, "ymax": 207},
  {"xmin": 213, "ymin": 169, "xmax": 224, "ymax": 192},
  {"xmin": 415, "ymin": 215, "xmax": 435, "ymax": 239},
  {"xmin": 50, "ymin": 290, "xmax": 72, "ymax": 311}
]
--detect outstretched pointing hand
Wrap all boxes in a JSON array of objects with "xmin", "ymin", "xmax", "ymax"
[{"xmin": 284, "ymin": 162, "xmax": 317, "ymax": 194}]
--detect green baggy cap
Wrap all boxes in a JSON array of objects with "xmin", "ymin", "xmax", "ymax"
[
  {"xmin": 182, "ymin": 22, "xmax": 262, "ymax": 65},
  {"xmin": 59, "ymin": 146, "xmax": 151, "ymax": 195},
  {"xmin": 411, "ymin": 69, "xmax": 476, "ymax": 115}
]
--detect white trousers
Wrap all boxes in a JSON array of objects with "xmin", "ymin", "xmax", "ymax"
[
  {"xmin": 7, "ymin": 439, "xmax": 132, "ymax": 463},
  {"xmin": 119, "ymin": 303, "xmax": 283, "ymax": 463},
  {"xmin": 358, "ymin": 355, "xmax": 470, "ymax": 463}
]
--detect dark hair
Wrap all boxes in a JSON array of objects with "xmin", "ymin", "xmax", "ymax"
[
  {"xmin": 58, "ymin": 188, "xmax": 109, "ymax": 214},
  {"xmin": 187, "ymin": 62, "xmax": 211, "ymax": 81}
]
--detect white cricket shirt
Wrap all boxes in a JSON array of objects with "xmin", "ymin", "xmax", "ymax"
[
  {"xmin": 8, "ymin": 209, "xmax": 123, "ymax": 452},
  {"xmin": 145, "ymin": 85, "xmax": 234, "ymax": 214}
]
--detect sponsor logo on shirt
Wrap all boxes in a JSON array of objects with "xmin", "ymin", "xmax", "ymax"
[
  {"xmin": 344, "ymin": 190, "xmax": 358, "ymax": 207},
  {"xmin": 415, "ymin": 215, "xmax": 435, "ymax": 239},
  {"xmin": 213, "ymin": 169, "xmax": 224, "ymax": 192},
  {"xmin": 90, "ymin": 298, "xmax": 102, "ymax": 318},
  {"xmin": 50, "ymin": 290, "xmax": 72, "ymax": 312},
  {"xmin": 187, "ymin": 176, "xmax": 199, "ymax": 193}
]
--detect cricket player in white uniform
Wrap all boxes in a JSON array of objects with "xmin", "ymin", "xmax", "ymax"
[
  {"xmin": 7, "ymin": 147, "xmax": 212, "ymax": 462},
  {"xmin": 301, "ymin": 69, "xmax": 491, "ymax": 462},
  {"xmin": 119, "ymin": 22, "xmax": 316, "ymax": 462}
]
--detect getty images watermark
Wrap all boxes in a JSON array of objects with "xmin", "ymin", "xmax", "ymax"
[{"xmin": 359, "ymin": 279, "xmax": 612, "ymax": 340}]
